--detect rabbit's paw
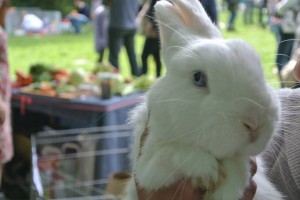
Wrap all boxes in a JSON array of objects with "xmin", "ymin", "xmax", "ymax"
[
  {"xmin": 135, "ymin": 153, "xmax": 181, "ymax": 190},
  {"xmin": 213, "ymin": 157, "xmax": 249, "ymax": 200}
]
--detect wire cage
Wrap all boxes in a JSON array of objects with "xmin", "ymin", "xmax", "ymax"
[{"xmin": 31, "ymin": 125, "xmax": 133, "ymax": 200}]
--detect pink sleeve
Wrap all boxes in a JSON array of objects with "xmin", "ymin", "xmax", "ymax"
[{"xmin": 0, "ymin": 27, "xmax": 13, "ymax": 164}]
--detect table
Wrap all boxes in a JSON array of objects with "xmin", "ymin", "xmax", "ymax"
[
  {"xmin": 10, "ymin": 90, "xmax": 143, "ymax": 197},
  {"xmin": 11, "ymin": 90, "xmax": 142, "ymax": 131}
]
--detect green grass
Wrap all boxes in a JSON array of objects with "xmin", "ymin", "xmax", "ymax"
[
  {"xmin": 220, "ymin": 10, "xmax": 280, "ymax": 88},
  {"xmin": 8, "ymin": 30, "xmax": 98, "ymax": 77},
  {"xmin": 7, "ymin": 8, "xmax": 280, "ymax": 87},
  {"xmin": 7, "ymin": 28, "xmax": 149, "ymax": 79}
]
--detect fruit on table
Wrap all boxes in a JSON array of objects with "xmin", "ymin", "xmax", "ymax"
[
  {"xmin": 22, "ymin": 81, "xmax": 56, "ymax": 96},
  {"xmin": 112, "ymin": 73, "xmax": 125, "ymax": 95},
  {"xmin": 29, "ymin": 63, "xmax": 53, "ymax": 82},
  {"xmin": 29, "ymin": 63, "xmax": 50, "ymax": 76},
  {"xmin": 54, "ymin": 69, "xmax": 69, "ymax": 76},
  {"xmin": 54, "ymin": 69, "xmax": 70, "ymax": 84},
  {"xmin": 55, "ymin": 84, "xmax": 76, "ymax": 94},
  {"xmin": 69, "ymin": 68, "xmax": 87, "ymax": 86},
  {"xmin": 133, "ymin": 75, "xmax": 155, "ymax": 91},
  {"xmin": 35, "ymin": 71, "xmax": 53, "ymax": 82},
  {"xmin": 14, "ymin": 70, "xmax": 33, "ymax": 87},
  {"xmin": 93, "ymin": 63, "xmax": 116, "ymax": 74}
]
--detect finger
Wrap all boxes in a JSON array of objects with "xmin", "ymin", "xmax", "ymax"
[
  {"xmin": 241, "ymin": 179, "xmax": 257, "ymax": 200},
  {"xmin": 294, "ymin": 61, "xmax": 300, "ymax": 81},
  {"xmin": 249, "ymin": 157, "xmax": 257, "ymax": 177},
  {"xmin": 176, "ymin": 179, "xmax": 207, "ymax": 200},
  {"xmin": 136, "ymin": 179, "xmax": 207, "ymax": 200}
]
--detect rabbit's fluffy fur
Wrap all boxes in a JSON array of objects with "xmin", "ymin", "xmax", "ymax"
[{"xmin": 126, "ymin": 0, "xmax": 284, "ymax": 199}]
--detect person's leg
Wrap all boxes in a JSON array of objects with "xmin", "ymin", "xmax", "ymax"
[
  {"xmin": 141, "ymin": 38, "xmax": 152, "ymax": 75},
  {"xmin": 69, "ymin": 17, "xmax": 81, "ymax": 33},
  {"xmin": 243, "ymin": 3, "xmax": 249, "ymax": 24},
  {"xmin": 228, "ymin": 9, "xmax": 237, "ymax": 30},
  {"xmin": 276, "ymin": 33, "xmax": 295, "ymax": 72},
  {"xmin": 109, "ymin": 28, "xmax": 123, "ymax": 69},
  {"xmin": 152, "ymin": 38, "xmax": 162, "ymax": 77},
  {"xmin": 284, "ymin": 38, "xmax": 295, "ymax": 58},
  {"xmin": 249, "ymin": 2, "xmax": 254, "ymax": 24},
  {"xmin": 98, "ymin": 48, "xmax": 105, "ymax": 63},
  {"xmin": 124, "ymin": 29, "xmax": 139, "ymax": 76},
  {"xmin": 270, "ymin": 23, "xmax": 281, "ymax": 43},
  {"xmin": 69, "ymin": 14, "xmax": 89, "ymax": 34},
  {"xmin": 94, "ymin": 11, "xmax": 107, "ymax": 62},
  {"xmin": 276, "ymin": 43, "xmax": 287, "ymax": 72},
  {"xmin": 258, "ymin": 5, "xmax": 266, "ymax": 27}
]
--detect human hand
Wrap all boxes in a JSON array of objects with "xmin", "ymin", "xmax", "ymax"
[
  {"xmin": 135, "ymin": 16, "xmax": 142, "ymax": 27},
  {"xmin": 240, "ymin": 158, "xmax": 257, "ymax": 200},
  {"xmin": 136, "ymin": 129, "xmax": 205, "ymax": 200},
  {"xmin": 70, "ymin": 10, "xmax": 78, "ymax": 17},
  {"xmin": 294, "ymin": 60, "xmax": 300, "ymax": 81},
  {"xmin": 136, "ymin": 159, "xmax": 257, "ymax": 200},
  {"xmin": 136, "ymin": 179, "xmax": 206, "ymax": 200}
]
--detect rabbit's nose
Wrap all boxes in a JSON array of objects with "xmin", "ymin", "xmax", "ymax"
[{"xmin": 243, "ymin": 121, "xmax": 259, "ymax": 143}]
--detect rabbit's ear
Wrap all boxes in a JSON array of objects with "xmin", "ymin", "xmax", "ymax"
[{"xmin": 155, "ymin": 0, "xmax": 222, "ymax": 52}]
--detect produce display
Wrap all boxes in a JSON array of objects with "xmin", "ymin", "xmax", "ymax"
[{"xmin": 13, "ymin": 63, "xmax": 155, "ymax": 99}]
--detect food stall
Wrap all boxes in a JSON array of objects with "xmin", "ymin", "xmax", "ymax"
[
  {"xmin": 8, "ymin": 63, "xmax": 154, "ymax": 199},
  {"xmin": 11, "ymin": 63, "xmax": 154, "ymax": 133}
]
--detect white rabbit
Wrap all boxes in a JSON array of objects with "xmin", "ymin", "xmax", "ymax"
[{"xmin": 125, "ymin": 0, "xmax": 283, "ymax": 199}]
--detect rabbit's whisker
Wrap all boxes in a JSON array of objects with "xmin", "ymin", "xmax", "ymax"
[
  {"xmin": 277, "ymin": 38, "xmax": 300, "ymax": 45},
  {"xmin": 153, "ymin": 99, "xmax": 193, "ymax": 103},
  {"xmin": 165, "ymin": 45, "xmax": 201, "ymax": 59},
  {"xmin": 171, "ymin": 176, "xmax": 189, "ymax": 200},
  {"xmin": 273, "ymin": 53, "xmax": 292, "ymax": 59},
  {"xmin": 156, "ymin": 152, "xmax": 194, "ymax": 189},
  {"xmin": 146, "ymin": 15, "xmax": 189, "ymax": 44},
  {"xmin": 233, "ymin": 98, "xmax": 265, "ymax": 110}
]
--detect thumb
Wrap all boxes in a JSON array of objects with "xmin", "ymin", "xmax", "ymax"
[{"xmin": 294, "ymin": 61, "xmax": 300, "ymax": 81}]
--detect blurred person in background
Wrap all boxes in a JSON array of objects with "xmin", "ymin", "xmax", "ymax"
[
  {"xmin": 93, "ymin": 0, "xmax": 109, "ymax": 63},
  {"xmin": 258, "ymin": 0, "xmax": 268, "ymax": 27},
  {"xmin": 275, "ymin": 0, "xmax": 298, "ymax": 78},
  {"xmin": 267, "ymin": 0, "xmax": 282, "ymax": 43},
  {"xmin": 0, "ymin": 0, "xmax": 14, "ymax": 185},
  {"xmin": 226, "ymin": 0, "xmax": 240, "ymax": 31},
  {"xmin": 91, "ymin": 0, "xmax": 102, "ymax": 17},
  {"xmin": 199, "ymin": 0, "xmax": 218, "ymax": 25},
  {"xmin": 67, "ymin": 0, "xmax": 90, "ymax": 34},
  {"xmin": 105, "ymin": 0, "xmax": 140, "ymax": 76},
  {"xmin": 244, "ymin": 0, "xmax": 254, "ymax": 24},
  {"xmin": 274, "ymin": 0, "xmax": 300, "ymax": 88},
  {"xmin": 138, "ymin": 0, "xmax": 162, "ymax": 77}
]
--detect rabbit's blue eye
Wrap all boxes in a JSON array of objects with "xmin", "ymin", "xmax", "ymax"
[{"xmin": 193, "ymin": 71, "xmax": 207, "ymax": 87}]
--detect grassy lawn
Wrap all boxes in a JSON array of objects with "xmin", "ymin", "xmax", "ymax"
[
  {"xmin": 220, "ymin": 10, "xmax": 280, "ymax": 88},
  {"xmin": 7, "ymin": 7, "xmax": 280, "ymax": 87}
]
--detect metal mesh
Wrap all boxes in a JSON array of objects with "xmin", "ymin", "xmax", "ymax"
[{"xmin": 31, "ymin": 125, "xmax": 132, "ymax": 200}]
